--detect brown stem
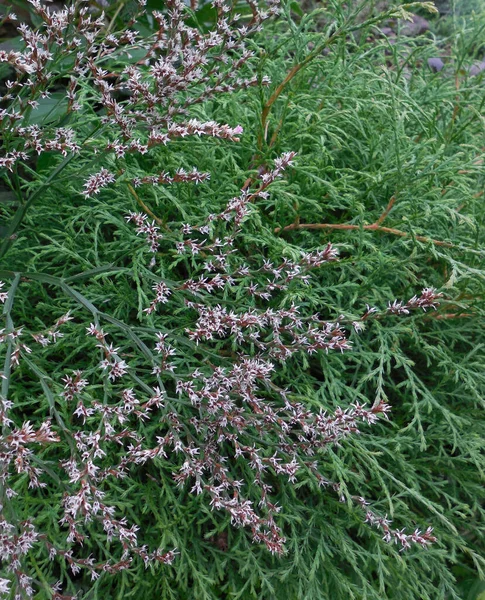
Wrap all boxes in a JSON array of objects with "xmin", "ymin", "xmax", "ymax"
[
  {"xmin": 256, "ymin": 3, "xmax": 403, "ymax": 150},
  {"xmin": 275, "ymin": 221, "xmax": 453, "ymax": 248},
  {"xmin": 256, "ymin": 23, "xmax": 345, "ymax": 151},
  {"xmin": 374, "ymin": 196, "xmax": 395, "ymax": 226},
  {"xmin": 273, "ymin": 194, "xmax": 457, "ymax": 246},
  {"xmin": 268, "ymin": 108, "xmax": 288, "ymax": 149},
  {"xmin": 426, "ymin": 312, "xmax": 475, "ymax": 320},
  {"xmin": 258, "ymin": 64, "xmax": 302, "ymax": 149},
  {"xmin": 241, "ymin": 176, "xmax": 254, "ymax": 192},
  {"xmin": 126, "ymin": 183, "xmax": 167, "ymax": 229}
]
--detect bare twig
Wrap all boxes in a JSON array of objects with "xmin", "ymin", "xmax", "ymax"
[
  {"xmin": 275, "ymin": 194, "xmax": 454, "ymax": 248},
  {"xmin": 374, "ymin": 196, "xmax": 396, "ymax": 226},
  {"xmin": 426, "ymin": 312, "xmax": 475, "ymax": 320},
  {"xmin": 275, "ymin": 220, "xmax": 454, "ymax": 248},
  {"xmin": 126, "ymin": 183, "xmax": 166, "ymax": 229}
]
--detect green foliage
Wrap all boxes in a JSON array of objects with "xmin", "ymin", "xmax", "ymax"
[{"xmin": 1, "ymin": 1, "xmax": 484, "ymax": 599}]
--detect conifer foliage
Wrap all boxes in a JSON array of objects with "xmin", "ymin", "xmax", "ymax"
[{"xmin": 0, "ymin": 0, "xmax": 484, "ymax": 598}]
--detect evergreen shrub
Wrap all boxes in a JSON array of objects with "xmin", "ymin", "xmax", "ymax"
[{"xmin": 0, "ymin": 0, "xmax": 484, "ymax": 598}]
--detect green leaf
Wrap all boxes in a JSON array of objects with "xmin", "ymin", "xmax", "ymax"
[
  {"xmin": 27, "ymin": 92, "xmax": 69, "ymax": 126},
  {"xmin": 290, "ymin": 1, "xmax": 304, "ymax": 17}
]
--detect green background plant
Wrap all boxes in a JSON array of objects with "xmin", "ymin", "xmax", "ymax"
[{"xmin": 1, "ymin": 1, "xmax": 484, "ymax": 599}]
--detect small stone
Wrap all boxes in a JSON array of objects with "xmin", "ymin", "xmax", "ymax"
[
  {"xmin": 428, "ymin": 57, "xmax": 444, "ymax": 72},
  {"xmin": 469, "ymin": 61, "xmax": 485, "ymax": 76},
  {"xmin": 400, "ymin": 15, "xmax": 430, "ymax": 37},
  {"xmin": 380, "ymin": 27, "xmax": 395, "ymax": 36}
]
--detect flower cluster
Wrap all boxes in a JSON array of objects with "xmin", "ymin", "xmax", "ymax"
[
  {"xmin": 387, "ymin": 287, "xmax": 443, "ymax": 315},
  {"xmin": 0, "ymin": 283, "xmax": 8, "ymax": 304},
  {"xmin": 357, "ymin": 497, "xmax": 437, "ymax": 550},
  {"xmin": 0, "ymin": 1, "xmax": 446, "ymax": 597},
  {"xmin": 31, "ymin": 311, "xmax": 73, "ymax": 347},
  {"xmin": 0, "ymin": 327, "xmax": 32, "ymax": 369},
  {"xmin": 121, "ymin": 154, "xmax": 441, "ymax": 556},
  {"xmin": 0, "ymin": 0, "xmax": 279, "ymax": 199}
]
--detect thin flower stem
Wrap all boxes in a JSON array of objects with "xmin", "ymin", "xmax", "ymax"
[
  {"xmin": 126, "ymin": 183, "xmax": 165, "ymax": 227},
  {"xmin": 1, "ymin": 273, "xmax": 21, "ymax": 403}
]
